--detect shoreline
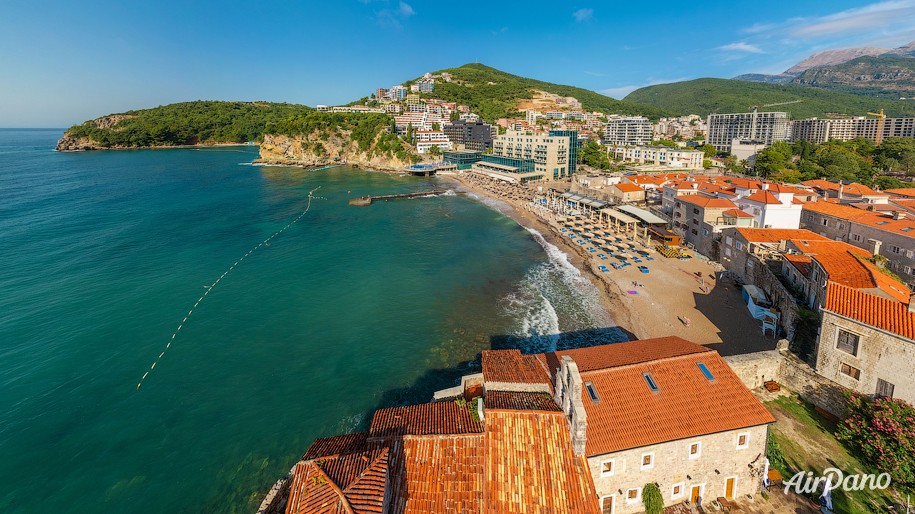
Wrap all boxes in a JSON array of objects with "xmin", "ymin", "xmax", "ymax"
[
  {"xmin": 441, "ymin": 173, "xmax": 642, "ymax": 339},
  {"xmin": 55, "ymin": 141, "xmax": 256, "ymax": 152}
]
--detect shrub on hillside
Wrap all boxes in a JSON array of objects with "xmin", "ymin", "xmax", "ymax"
[{"xmin": 836, "ymin": 392, "xmax": 915, "ymax": 489}]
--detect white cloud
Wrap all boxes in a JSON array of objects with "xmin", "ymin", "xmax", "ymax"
[
  {"xmin": 584, "ymin": 71, "xmax": 607, "ymax": 77},
  {"xmin": 717, "ymin": 42, "xmax": 765, "ymax": 54},
  {"xmin": 573, "ymin": 8, "xmax": 593, "ymax": 23},
  {"xmin": 399, "ymin": 1, "xmax": 415, "ymax": 17},
  {"xmin": 600, "ymin": 77, "xmax": 690, "ymax": 99},
  {"xmin": 790, "ymin": 0, "xmax": 915, "ymax": 38}
]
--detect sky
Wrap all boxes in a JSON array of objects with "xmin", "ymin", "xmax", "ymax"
[{"xmin": 2, "ymin": 0, "xmax": 915, "ymax": 127}]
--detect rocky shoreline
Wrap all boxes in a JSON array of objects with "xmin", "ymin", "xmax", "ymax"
[{"xmin": 54, "ymin": 136, "xmax": 252, "ymax": 152}]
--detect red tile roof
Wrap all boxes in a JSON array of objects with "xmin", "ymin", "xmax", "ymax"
[
  {"xmin": 286, "ymin": 447, "xmax": 390, "ymax": 514},
  {"xmin": 802, "ymin": 179, "xmax": 881, "ymax": 197},
  {"xmin": 303, "ymin": 432, "xmax": 369, "ymax": 460},
  {"xmin": 790, "ymin": 240, "xmax": 910, "ymax": 303},
  {"xmin": 614, "ymin": 183, "xmax": 644, "ymax": 193},
  {"xmin": 824, "ymin": 282, "xmax": 915, "ymax": 341},
  {"xmin": 783, "ymin": 253, "xmax": 813, "ymax": 278},
  {"xmin": 370, "ymin": 402, "xmax": 484, "ymax": 437},
  {"xmin": 538, "ymin": 337, "xmax": 774, "ymax": 456},
  {"xmin": 886, "ymin": 188, "xmax": 915, "ymax": 199},
  {"xmin": 803, "ymin": 201, "xmax": 915, "ymax": 235},
  {"xmin": 723, "ymin": 208, "xmax": 753, "ymax": 218},
  {"xmin": 387, "ymin": 435, "xmax": 485, "ymax": 513},
  {"xmin": 676, "ymin": 194, "xmax": 737, "ymax": 209},
  {"xmin": 742, "ymin": 190, "xmax": 783, "ymax": 205},
  {"xmin": 484, "ymin": 410, "xmax": 599, "ymax": 513},
  {"xmin": 734, "ymin": 228, "xmax": 828, "ymax": 244},
  {"xmin": 482, "ymin": 349, "xmax": 550, "ymax": 385},
  {"xmin": 484, "ymin": 391, "xmax": 561, "ymax": 412}
]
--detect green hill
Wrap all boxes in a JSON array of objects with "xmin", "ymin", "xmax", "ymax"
[
  {"xmin": 60, "ymin": 101, "xmax": 314, "ymax": 149},
  {"xmin": 422, "ymin": 63, "xmax": 670, "ymax": 121},
  {"xmin": 623, "ymin": 78, "xmax": 915, "ymax": 118}
]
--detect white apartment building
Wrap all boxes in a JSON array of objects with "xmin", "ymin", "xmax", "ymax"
[
  {"xmin": 492, "ymin": 130, "xmax": 571, "ymax": 180},
  {"xmin": 707, "ymin": 112, "xmax": 790, "ymax": 153},
  {"xmin": 604, "ymin": 116, "xmax": 653, "ymax": 147},
  {"xmin": 791, "ymin": 117, "xmax": 915, "ymax": 144},
  {"xmin": 614, "ymin": 145, "xmax": 704, "ymax": 169}
]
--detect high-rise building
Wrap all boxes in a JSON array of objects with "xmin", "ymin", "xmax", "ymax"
[
  {"xmin": 549, "ymin": 130, "xmax": 578, "ymax": 176},
  {"xmin": 443, "ymin": 119, "xmax": 496, "ymax": 152},
  {"xmin": 487, "ymin": 130, "xmax": 572, "ymax": 181},
  {"xmin": 790, "ymin": 117, "xmax": 915, "ymax": 144},
  {"xmin": 706, "ymin": 112, "xmax": 790, "ymax": 153},
  {"xmin": 603, "ymin": 116, "xmax": 652, "ymax": 147}
]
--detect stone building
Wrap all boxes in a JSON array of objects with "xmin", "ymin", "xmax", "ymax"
[
  {"xmin": 608, "ymin": 182, "xmax": 646, "ymax": 204},
  {"xmin": 801, "ymin": 201, "xmax": 915, "ymax": 288},
  {"xmin": 816, "ymin": 283, "xmax": 915, "ymax": 404}
]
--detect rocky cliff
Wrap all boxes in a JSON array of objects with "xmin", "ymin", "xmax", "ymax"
[{"xmin": 257, "ymin": 130, "xmax": 417, "ymax": 172}]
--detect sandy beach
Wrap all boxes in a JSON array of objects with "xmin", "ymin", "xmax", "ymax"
[{"xmin": 446, "ymin": 172, "xmax": 776, "ymax": 355}]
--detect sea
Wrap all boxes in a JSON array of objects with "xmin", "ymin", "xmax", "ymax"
[{"xmin": 0, "ymin": 128, "xmax": 625, "ymax": 513}]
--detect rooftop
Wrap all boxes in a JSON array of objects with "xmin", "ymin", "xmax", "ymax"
[
  {"xmin": 734, "ymin": 228, "xmax": 828, "ymax": 244},
  {"xmin": 481, "ymin": 349, "xmax": 550, "ymax": 386},
  {"xmin": 676, "ymin": 194, "xmax": 737, "ymax": 209},
  {"xmin": 801, "ymin": 179, "xmax": 881, "ymax": 197},
  {"xmin": 537, "ymin": 336, "xmax": 775, "ymax": 456},
  {"xmin": 824, "ymin": 282, "xmax": 915, "ymax": 341},
  {"xmin": 286, "ymin": 447, "xmax": 390, "ymax": 514},
  {"xmin": 369, "ymin": 402, "xmax": 484, "ymax": 438},
  {"xmin": 742, "ymin": 190, "xmax": 783, "ymax": 205},
  {"xmin": 803, "ymin": 202, "xmax": 915, "ymax": 236},
  {"xmin": 613, "ymin": 182, "xmax": 644, "ymax": 193},
  {"xmin": 790, "ymin": 239, "xmax": 910, "ymax": 303},
  {"xmin": 723, "ymin": 208, "xmax": 753, "ymax": 218}
]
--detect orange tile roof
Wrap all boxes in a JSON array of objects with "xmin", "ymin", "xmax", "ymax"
[
  {"xmin": 723, "ymin": 208, "xmax": 753, "ymax": 218},
  {"xmin": 802, "ymin": 179, "xmax": 881, "ymax": 197},
  {"xmin": 370, "ymin": 402, "xmax": 484, "ymax": 438},
  {"xmin": 886, "ymin": 188, "xmax": 915, "ymax": 199},
  {"xmin": 286, "ymin": 447, "xmax": 390, "ymax": 514},
  {"xmin": 387, "ymin": 435, "xmax": 485, "ymax": 513},
  {"xmin": 485, "ymin": 391, "xmax": 561, "ymax": 412},
  {"xmin": 734, "ymin": 228, "xmax": 828, "ymax": 244},
  {"xmin": 742, "ymin": 190, "xmax": 783, "ymax": 205},
  {"xmin": 538, "ymin": 337, "xmax": 774, "ymax": 456},
  {"xmin": 484, "ymin": 410, "xmax": 599, "ymax": 513},
  {"xmin": 783, "ymin": 253, "xmax": 813, "ymax": 278},
  {"xmin": 303, "ymin": 432, "xmax": 369, "ymax": 460},
  {"xmin": 824, "ymin": 282, "xmax": 915, "ymax": 341},
  {"xmin": 675, "ymin": 194, "xmax": 737, "ymax": 209},
  {"xmin": 614, "ymin": 183, "xmax": 644, "ymax": 193},
  {"xmin": 803, "ymin": 201, "xmax": 915, "ymax": 236},
  {"xmin": 790, "ymin": 240, "xmax": 910, "ymax": 303},
  {"xmin": 482, "ymin": 349, "xmax": 550, "ymax": 385}
]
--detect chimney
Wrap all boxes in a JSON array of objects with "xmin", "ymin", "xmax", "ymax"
[
  {"xmin": 868, "ymin": 239, "xmax": 882, "ymax": 256},
  {"xmin": 761, "ymin": 182, "xmax": 769, "ymax": 191},
  {"xmin": 838, "ymin": 183, "xmax": 844, "ymax": 201},
  {"xmin": 893, "ymin": 211, "xmax": 907, "ymax": 221}
]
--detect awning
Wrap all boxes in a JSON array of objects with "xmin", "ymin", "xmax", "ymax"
[
  {"xmin": 616, "ymin": 205, "xmax": 667, "ymax": 225},
  {"xmin": 599, "ymin": 208, "xmax": 638, "ymax": 224}
]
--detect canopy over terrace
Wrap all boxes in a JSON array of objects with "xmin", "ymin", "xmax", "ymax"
[
  {"xmin": 615, "ymin": 205, "xmax": 667, "ymax": 226},
  {"xmin": 558, "ymin": 192, "xmax": 608, "ymax": 214},
  {"xmin": 599, "ymin": 208, "xmax": 638, "ymax": 232}
]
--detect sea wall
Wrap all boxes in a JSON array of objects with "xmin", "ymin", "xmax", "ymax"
[{"xmin": 257, "ymin": 133, "xmax": 412, "ymax": 172}]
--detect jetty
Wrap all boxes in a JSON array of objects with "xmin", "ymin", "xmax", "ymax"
[{"xmin": 349, "ymin": 190, "xmax": 447, "ymax": 206}]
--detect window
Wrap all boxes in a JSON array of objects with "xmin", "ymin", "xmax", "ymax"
[
  {"xmin": 601, "ymin": 495, "xmax": 615, "ymax": 514},
  {"xmin": 641, "ymin": 452, "xmax": 654, "ymax": 470},
  {"xmin": 876, "ymin": 379, "xmax": 895, "ymax": 399},
  {"xmin": 642, "ymin": 372, "xmax": 659, "ymax": 393},
  {"xmin": 626, "ymin": 488, "xmax": 641, "ymax": 503},
  {"xmin": 693, "ymin": 208, "xmax": 700, "ymax": 215},
  {"xmin": 697, "ymin": 362, "xmax": 715, "ymax": 381},
  {"xmin": 822, "ymin": 218, "xmax": 828, "ymax": 226},
  {"xmin": 671, "ymin": 483, "xmax": 685, "ymax": 499},
  {"xmin": 691, "ymin": 229, "xmax": 698, "ymax": 235},
  {"xmin": 736, "ymin": 432, "xmax": 750, "ymax": 449},
  {"xmin": 891, "ymin": 245, "xmax": 901, "ymax": 254},
  {"xmin": 725, "ymin": 236, "xmax": 733, "ymax": 246},
  {"xmin": 689, "ymin": 441, "xmax": 702, "ymax": 459},
  {"xmin": 836, "ymin": 330, "xmax": 860, "ymax": 356},
  {"xmin": 725, "ymin": 247, "xmax": 732, "ymax": 257},
  {"xmin": 735, "ymin": 241, "xmax": 744, "ymax": 251},
  {"xmin": 585, "ymin": 381, "xmax": 600, "ymax": 403},
  {"xmin": 840, "ymin": 363, "xmax": 861, "ymax": 380},
  {"xmin": 600, "ymin": 459, "xmax": 615, "ymax": 477}
]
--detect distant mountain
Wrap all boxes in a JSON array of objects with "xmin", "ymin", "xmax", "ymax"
[
  {"xmin": 790, "ymin": 55, "xmax": 915, "ymax": 99},
  {"xmin": 622, "ymin": 78, "xmax": 915, "ymax": 118},
  {"xmin": 418, "ymin": 63, "xmax": 670, "ymax": 121},
  {"xmin": 734, "ymin": 41, "xmax": 915, "ymax": 99},
  {"xmin": 785, "ymin": 46, "xmax": 892, "ymax": 74}
]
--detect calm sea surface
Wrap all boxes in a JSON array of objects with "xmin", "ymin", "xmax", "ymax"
[{"xmin": 0, "ymin": 128, "xmax": 623, "ymax": 513}]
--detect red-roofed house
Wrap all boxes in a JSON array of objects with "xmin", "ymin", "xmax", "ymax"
[
  {"xmin": 801, "ymin": 179, "xmax": 889, "ymax": 204},
  {"xmin": 530, "ymin": 336, "xmax": 775, "ymax": 513},
  {"xmin": 727, "ymin": 182, "xmax": 805, "ymax": 230},
  {"xmin": 672, "ymin": 194, "xmax": 741, "ymax": 256},
  {"xmin": 609, "ymin": 182, "xmax": 646, "ymax": 204},
  {"xmin": 801, "ymin": 202, "xmax": 915, "ymax": 288},
  {"xmin": 816, "ymin": 282, "xmax": 915, "ymax": 404}
]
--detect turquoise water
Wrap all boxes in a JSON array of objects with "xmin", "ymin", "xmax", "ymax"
[{"xmin": 0, "ymin": 129, "xmax": 622, "ymax": 513}]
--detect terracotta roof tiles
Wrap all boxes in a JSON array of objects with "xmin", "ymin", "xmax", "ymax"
[
  {"xmin": 614, "ymin": 183, "xmax": 644, "ymax": 193},
  {"xmin": 484, "ymin": 391, "xmax": 561, "ymax": 412},
  {"xmin": 537, "ymin": 336, "xmax": 709, "ymax": 375},
  {"xmin": 742, "ymin": 190, "xmax": 783, "ymax": 205},
  {"xmin": 722, "ymin": 208, "xmax": 753, "ymax": 218},
  {"xmin": 387, "ymin": 435, "xmax": 485, "ymax": 513},
  {"xmin": 886, "ymin": 188, "xmax": 915, "ymax": 199},
  {"xmin": 676, "ymin": 194, "xmax": 737, "ymax": 209},
  {"xmin": 286, "ymin": 447, "xmax": 390, "ymax": 514},
  {"xmin": 734, "ymin": 228, "xmax": 827, "ymax": 244},
  {"xmin": 482, "ymin": 349, "xmax": 550, "ymax": 385},
  {"xmin": 370, "ymin": 402, "xmax": 484, "ymax": 438},
  {"xmin": 824, "ymin": 282, "xmax": 915, "ymax": 341},
  {"xmin": 303, "ymin": 432, "xmax": 369, "ymax": 460},
  {"xmin": 791, "ymin": 240, "xmax": 910, "ymax": 303}
]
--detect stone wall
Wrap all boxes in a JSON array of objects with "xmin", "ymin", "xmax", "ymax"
[
  {"xmin": 724, "ymin": 348, "xmax": 850, "ymax": 417},
  {"xmin": 741, "ymin": 255, "xmax": 800, "ymax": 339}
]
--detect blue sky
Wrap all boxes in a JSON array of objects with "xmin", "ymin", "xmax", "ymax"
[{"xmin": 2, "ymin": 0, "xmax": 915, "ymax": 127}]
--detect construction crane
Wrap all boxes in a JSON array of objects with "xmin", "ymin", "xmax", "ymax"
[
  {"xmin": 748, "ymin": 100, "xmax": 803, "ymax": 140},
  {"xmin": 867, "ymin": 108, "xmax": 886, "ymax": 145}
]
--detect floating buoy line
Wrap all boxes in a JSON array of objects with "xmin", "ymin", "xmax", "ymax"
[{"xmin": 136, "ymin": 186, "xmax": 323, "ymax": 391}]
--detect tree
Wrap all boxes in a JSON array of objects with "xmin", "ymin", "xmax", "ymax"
[
  {"xmin": 702, "ymin": 158, "xmax": 713, "ymax": 169},
  {"xmin": 699, "ymin": 144, "xmax": 717, "ymax": 158},
  {"xmin": 837, "ymin": 393, "xmax": 915, "ymax": 489},
  {"xmin": 642, "ymin": 483, "xmax": 664, "ymax": 514},
  {"xmin": 754, "ymin": 141, "xmax": 793, "ymax": 178}
]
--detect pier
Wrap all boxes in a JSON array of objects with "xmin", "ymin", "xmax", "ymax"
[{"xmin": 349, "ymin": 190, "xmax": 447, "ymax": 206}]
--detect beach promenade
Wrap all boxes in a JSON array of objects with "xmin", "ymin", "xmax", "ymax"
[{"xmin": 451, "ymin": 172, "xmax": 775, "ymax": 355}]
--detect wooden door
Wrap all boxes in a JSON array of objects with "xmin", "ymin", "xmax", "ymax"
[
  {"xmin": 690, "ymin": 485, "xmax": 701, "ymax": 504},
  {"xmin": 725, "ymin": 477, "xmax": 736, "ymax": 499}
]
